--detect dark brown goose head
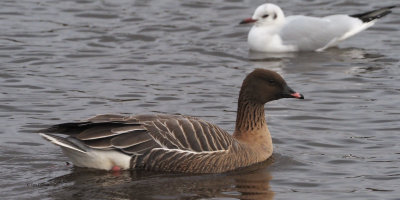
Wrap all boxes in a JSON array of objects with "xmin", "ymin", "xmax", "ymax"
[
  {"xmin": 240, "ymin": 68, "xmax": 304, "ymax": 104},
  {"xmin": 234, "ymin": 68, "xmax": 303, "ymax": 135}
]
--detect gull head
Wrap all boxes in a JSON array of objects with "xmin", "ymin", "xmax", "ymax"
[{"xmin": 240, "ymin": 3, "xmax": 285, "ymax": 26}]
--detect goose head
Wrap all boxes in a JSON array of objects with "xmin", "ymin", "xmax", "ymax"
[{"xmin": 240, "ymin": 68, "xmax": 303, "ymax": 104}]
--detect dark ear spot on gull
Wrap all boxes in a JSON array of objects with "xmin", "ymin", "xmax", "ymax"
[{"xmin": 273, "ymin": 13, "xmax": 277, "ymax": 19}]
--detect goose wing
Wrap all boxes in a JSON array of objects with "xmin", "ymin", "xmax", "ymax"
[{"xmin": 41, "ymin": 114, "xmax": 233, "ymax": 156}]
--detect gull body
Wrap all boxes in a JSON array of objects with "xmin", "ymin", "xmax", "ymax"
[{"xmin": 241, "ymin": 3, "xmax": 396, "ymax": 52}]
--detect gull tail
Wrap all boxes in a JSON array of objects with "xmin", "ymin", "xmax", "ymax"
[{"xmin": 350, "ymin": 5, "xmax": 397, "ymax": 23}]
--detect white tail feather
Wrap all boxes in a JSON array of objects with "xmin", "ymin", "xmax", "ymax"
[
  {"xmin": 40, "ymin": 133, "xmax": 131, "ymax": 170},
  {"xmin": 40, "ymin": 133, "xmax": 86, "ymax": 153}
]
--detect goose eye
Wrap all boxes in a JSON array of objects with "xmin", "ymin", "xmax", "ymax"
[
  {"xmin": 262, "ymin": 14, "xmax": 269, "ymax": 18},
  {"xmin": 268, "ymin": 79, "xmax": 276, "ymax": 84}
]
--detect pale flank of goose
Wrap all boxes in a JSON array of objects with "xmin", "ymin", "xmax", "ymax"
[
  {"xmin": 39, "ymin": 69, "xmax": 304, "ymax": 173},
  {"xmin": 240, "ymin": 3, "xmax": 396, "ymax": 52}
]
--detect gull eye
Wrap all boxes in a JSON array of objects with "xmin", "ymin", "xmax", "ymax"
[{"xmin": 262, "ymin": 14, "xmax": 269, "ymax": 18}]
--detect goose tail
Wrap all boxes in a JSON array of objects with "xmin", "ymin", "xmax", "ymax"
[
  {"xmin": 40, "ymin": 133, "xmax": 132, "ymax": 170},
  {"xmin": 40, "ymin": 133, "xmax": 86, "ymax": 153}
]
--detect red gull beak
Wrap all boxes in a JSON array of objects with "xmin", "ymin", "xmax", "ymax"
[{"xmin": 240, "ymin": 18, "xmax": 257, "ymax": 24}]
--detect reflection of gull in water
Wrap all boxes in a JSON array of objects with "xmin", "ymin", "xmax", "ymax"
[
  {"xmin": 247, "ymin": 48, "xmax": 388, "ymax": 78},
  {"xmin": 247, "ymin": 47, "xmax": 373, "ymax": 62},
  {"xmin": 42, "ymin": 159, "xmax": 274, "ymax": 200},
  {"xmin": 240, "ymin": 3, "xmax": 396, "ymax": 52},
  {"xmin": 249, "ymin": 47, "xmax": 383, "ymax": 65}
]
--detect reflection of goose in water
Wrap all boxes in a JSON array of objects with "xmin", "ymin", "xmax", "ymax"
[
  {"xmin": 43, "ymin": 159, "xmax": 274, "ymax": 200},
  {"xmin": 231, "ymin": 162, "xmax": 275, "ymax": 200}
]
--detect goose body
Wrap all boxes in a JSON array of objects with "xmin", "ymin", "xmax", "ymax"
[
  {"xmin": 240, "ymin": 3, "xmax": 396, "ymax": 52},
  {"xmin": 40, "ymin": 69, "xmax": 304, "ymax": 173}
]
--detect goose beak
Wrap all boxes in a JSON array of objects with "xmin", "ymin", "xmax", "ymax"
[
  {"xmin": 290, "ymin": 92, "xmax": 304, "ymax": 99},
  {"xmin": 240, "ymin": 18, "xmax": 257, "ymax": 24},
  {"xmin": 282, "ymin": 85, "xmax": 304, "ymax": 99}
]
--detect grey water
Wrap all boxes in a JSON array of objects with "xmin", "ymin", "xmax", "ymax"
[{"xmin": 1, "ymin": 0, "xmax": 399, "ymax": 199}]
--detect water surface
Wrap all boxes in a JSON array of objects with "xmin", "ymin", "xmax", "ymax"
[{"xmin": 1, "ymin": 0, "xmax": 399, "ymax": 199}]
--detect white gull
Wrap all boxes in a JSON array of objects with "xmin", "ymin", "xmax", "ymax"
[{"xmin": 240, "ymin": 3, "xmax": 396, "ymax": 52}]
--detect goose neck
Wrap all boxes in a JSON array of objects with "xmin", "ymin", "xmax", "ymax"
[{"xmin": 233, "ymin": 97, "xmax": 267, "ymax": 137}]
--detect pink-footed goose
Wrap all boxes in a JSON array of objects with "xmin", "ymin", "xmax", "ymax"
[{"xmin": 40, "ymin": 69, "xmax": 304, "ymax": 173}]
